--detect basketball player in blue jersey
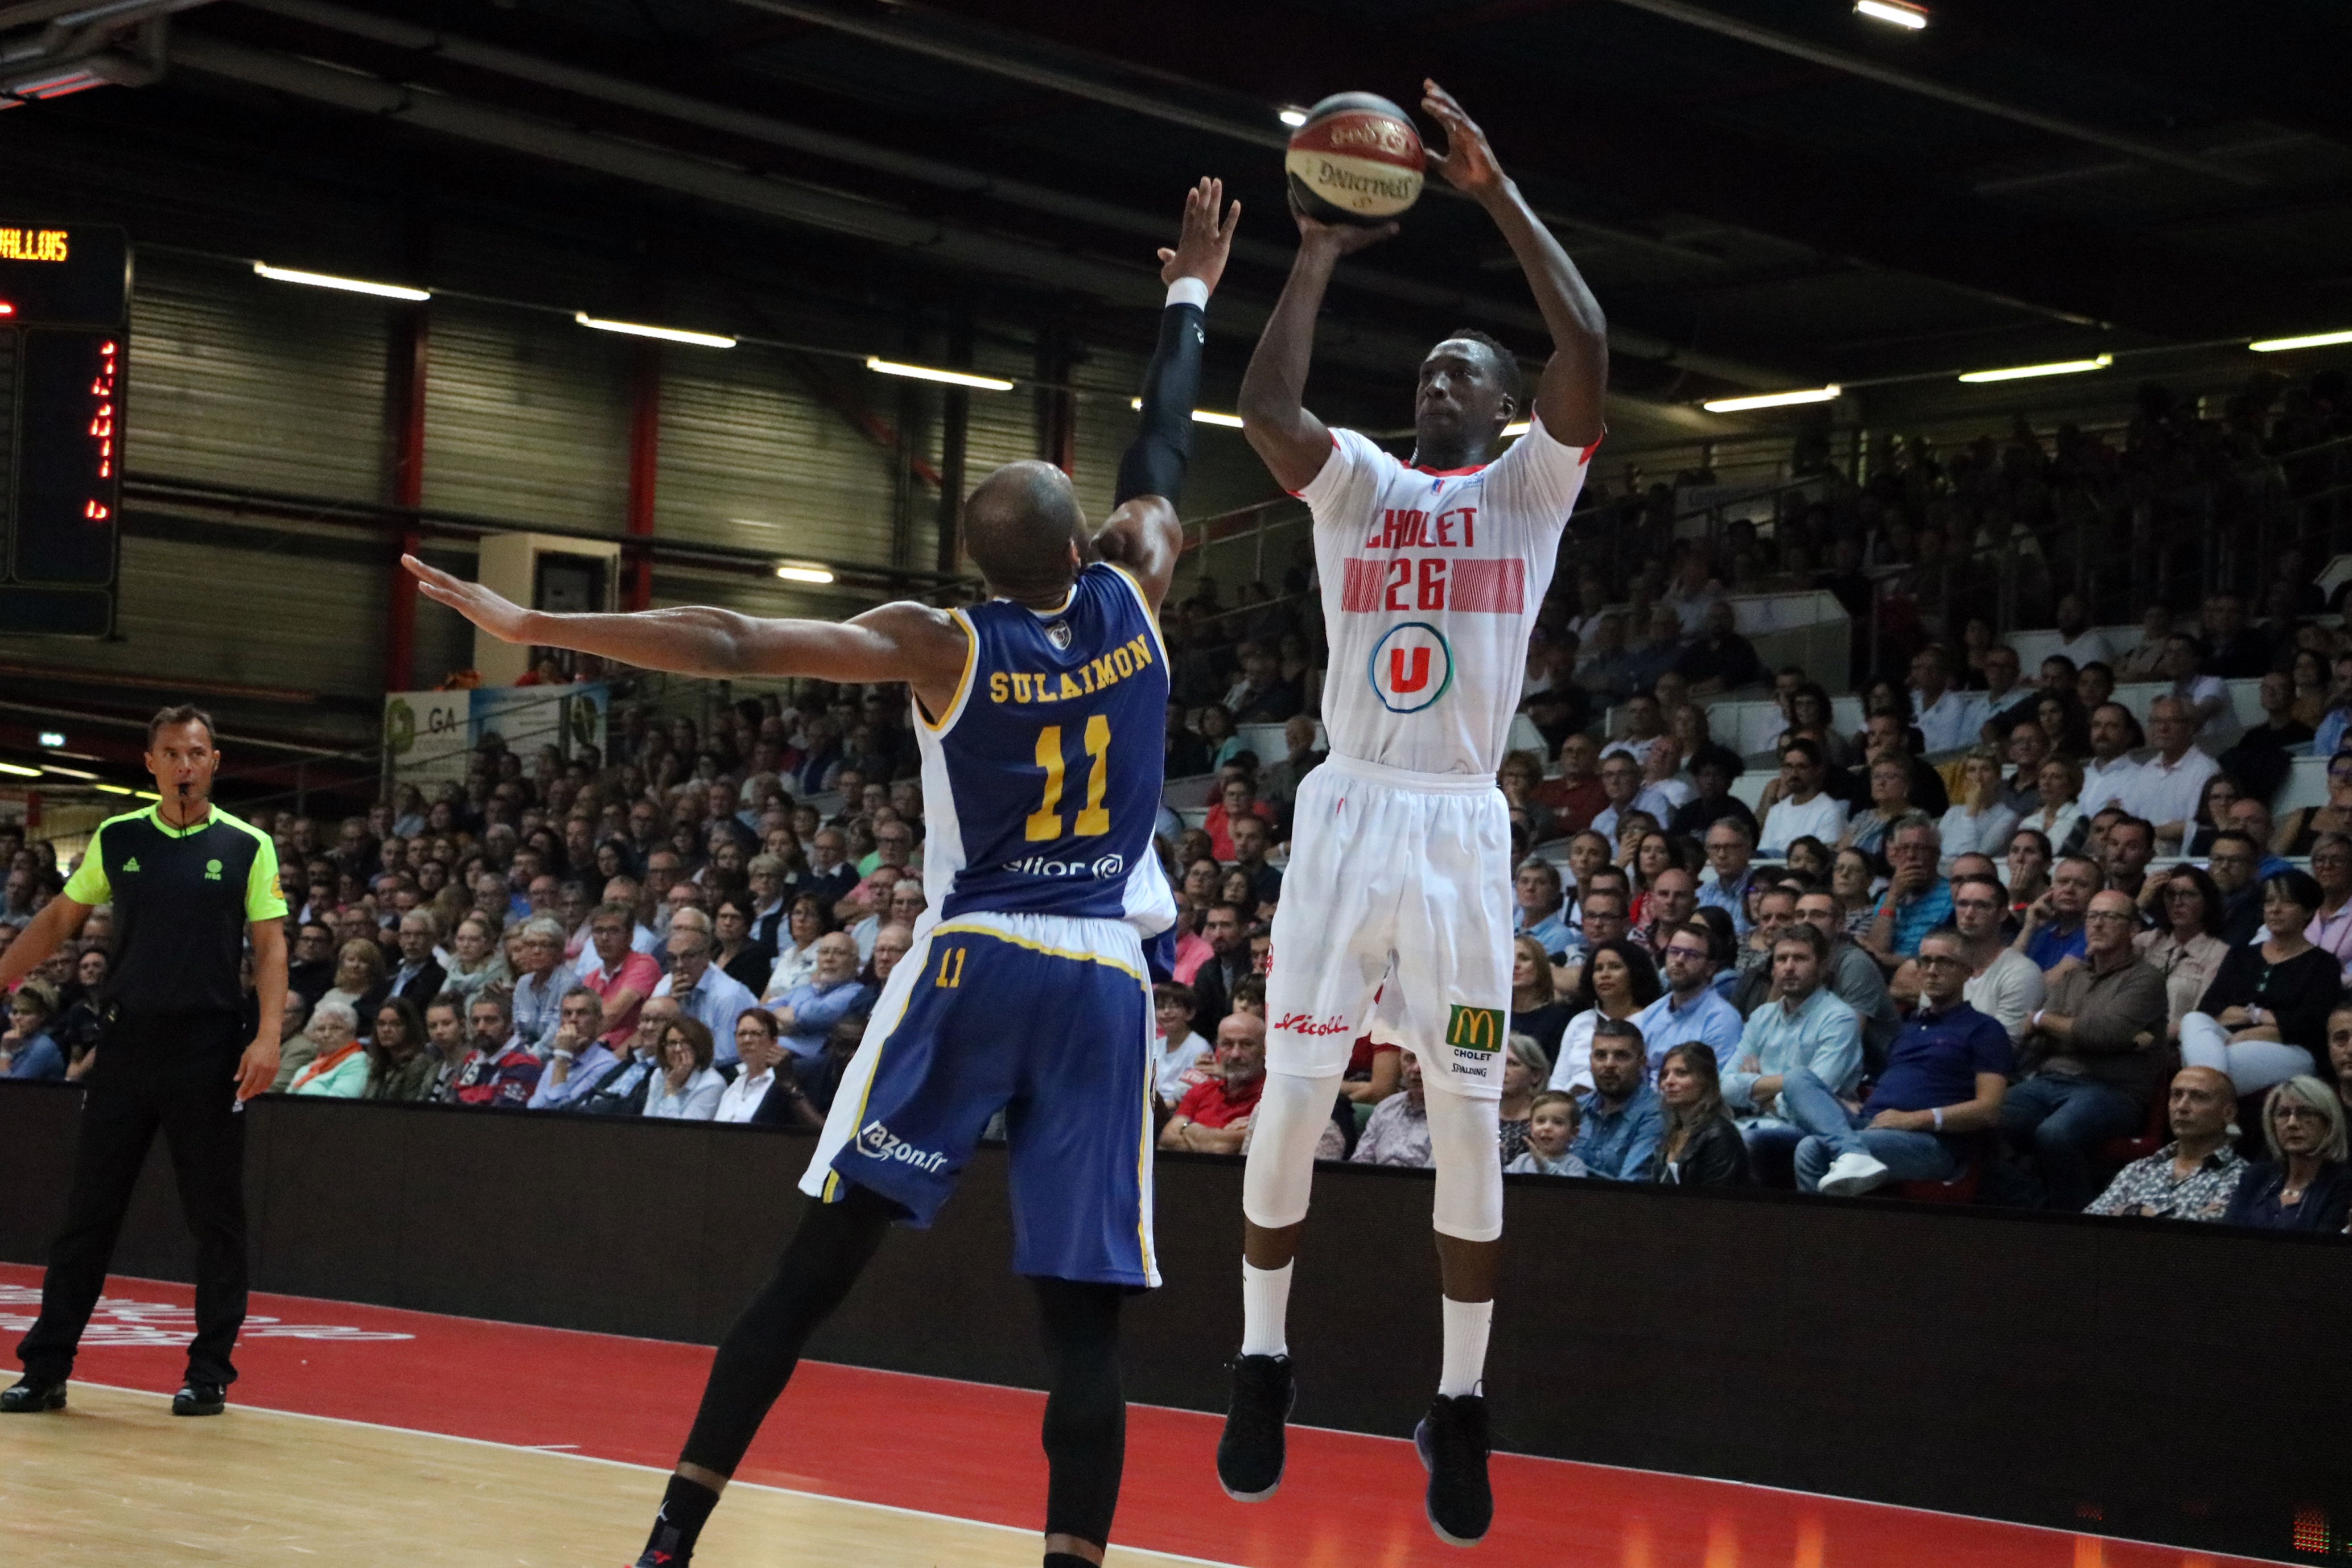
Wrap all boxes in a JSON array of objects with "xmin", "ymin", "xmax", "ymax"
[{"xmin": 406, "ymin": 180, "xmax": 1238, "ymax": 1568}]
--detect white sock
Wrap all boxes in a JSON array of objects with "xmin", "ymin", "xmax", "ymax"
[
  {"xmin": 1240, "ymin": 1261, "xmax": 1292, "ymax": 1358},
  {"xmin": 1438, "ymin": 1297, "xmax": 1493, "ymax": 1398}
]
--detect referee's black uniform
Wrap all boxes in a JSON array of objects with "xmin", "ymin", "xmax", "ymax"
[{"xmin": 14, "ymin": 802, "xmax": 286, "ymax": 1394}]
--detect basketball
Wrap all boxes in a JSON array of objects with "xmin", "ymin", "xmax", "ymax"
[{"xmin": 1283, "ymin": 92, "xmax": 1426, "ymax": 225}]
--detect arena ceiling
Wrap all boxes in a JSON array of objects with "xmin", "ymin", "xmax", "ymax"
[{"xmin": 7, "ymin": 0, "xmax": 2351, "ymax": 437}]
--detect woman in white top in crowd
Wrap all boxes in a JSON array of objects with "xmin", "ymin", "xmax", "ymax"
[
  {"xmin": 1831, "ymin": 847, "xmax": 1883, "ymax": 941},
  {"xmin": 2020, "ymin": 754, "xmax": 2087, "ymax": 860},
  {"xmin": 759, "ymin": 892, "xmax": 834, "ymax": 1004},
  {"xmin": 2135, "ymin": 865, "xmax": 2231, "ymax": 1039},
  {"xmin": 439, "ymin": 912, "xmax": 510, "ymax": 1004},
  {"xmin": 1938, "ymin": 748, "xmax": 2018, "ymax": 874},
  {"xmin": 1545, "ymin": 939, "xmax": 1662, "ymax": 1094},
  {"xmin": 643, "ymin": 1016, "xmax": 727, "ymax": 1120},
  {"xmin": 2117, "ymin": 604, "xmax": 2174, "ymax": 681}
]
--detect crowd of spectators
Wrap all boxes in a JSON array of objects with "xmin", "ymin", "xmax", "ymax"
[{"xmin": 4, "ymin": 371, "xmax": 2351, "ymax": 1238}]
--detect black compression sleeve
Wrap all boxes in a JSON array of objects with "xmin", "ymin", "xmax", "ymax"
[
  {"xmin": 1032, "ymin": 1276, "xmax": 1128, "ymax": 1549},
  {"xmin": 1113, "ymin": 301, "xmax": 1205, "ymax": 509}
]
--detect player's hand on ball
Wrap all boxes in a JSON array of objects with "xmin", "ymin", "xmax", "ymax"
[
  {"xmin": 1288, "ymin": 188, "xmax": 1399, "ymax": 255},
  {"xmin": 1421, "ymin": 79, "xmax": 1505, "ymax": 199},
  {"xmin": 1158, "ymin": 176, "xmax": 1241, "ymax": 293}
]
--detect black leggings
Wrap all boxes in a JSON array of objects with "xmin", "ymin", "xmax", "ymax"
[{"xmin": 678, "ymin": 1185, "xmax": 1130, "ymax": 1549}]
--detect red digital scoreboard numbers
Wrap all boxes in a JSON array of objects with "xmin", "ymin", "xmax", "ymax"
[{"xmin": 2, "ymin": 222, "xmax": 129, "ymax": 638}]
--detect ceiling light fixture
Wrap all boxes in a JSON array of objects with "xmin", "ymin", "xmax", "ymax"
[
  {"xmin": 1854, "ymin": 0, "xmax": 1928, "ymax": 30},
  {"xmin": 254, "ymin": 262, "xmax": 431, "ymax": 302},
  {"xmin": 1702, "ymin": 384, "xmax": 1844, "ymax": 412},
  {"xmin": 576, "ymin": 312, "xmax": 735, "ymax": 348},
  {"xmin": 38, "ymin": 730, "xmax": 64, "ymax": 746},
  {"xmin": 2250, "ymin": 329, "xmax": 2352, "ymax": 354},
  {"xmin": 867, "ymin": 357, "xmax": 1015, "ymax": 391},
  {"xmin": 1957, "ymin": 353, "xmax": 2112, "ymax": 383},
  {"xmin": 775, "ymin": 565, "xmax": 836, "ymax": 585},
  {"xmin": 1277, "ymin": 106, "xmax": 1309, "ymax": 128},
  {"xmin": 1130, "ymin": 398, "xmax": 1243, "ymax": 427}
]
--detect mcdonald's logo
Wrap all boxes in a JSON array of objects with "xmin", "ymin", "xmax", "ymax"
[{"xmin": 1446, "ymin": 1004, "xmax": 1503, "ymax": 1053}]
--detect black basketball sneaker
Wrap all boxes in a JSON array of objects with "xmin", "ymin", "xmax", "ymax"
[
  {"xmin": 1216, "ymin": 1353, "xmax": 1296, "ymax": 1502},
  {"xmin": 172, "ymin": 1383, "xmax": 226, "ymax": 1417},
  {"xmin": 1414, "ymin": 1392, "xmax": 1493, "ymax": 1547},
  {"xmin": 0, "ymin": 1376, "xmax": 67, "ymax": 1413}
]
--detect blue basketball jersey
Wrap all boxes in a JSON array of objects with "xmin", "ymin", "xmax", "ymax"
[{"xmin": 917, "ymin": 563, "xmax": 1176, "ymax": 932}]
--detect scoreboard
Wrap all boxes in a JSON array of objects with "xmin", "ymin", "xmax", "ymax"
[{"xmin": 1, "ymin": 222, "xmax": 127, "ymax": 638}]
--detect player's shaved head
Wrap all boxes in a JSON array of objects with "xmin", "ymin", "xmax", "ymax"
[{"xmin": 963, "ymin": 459, "xmax": 1085, "ymax": 599}]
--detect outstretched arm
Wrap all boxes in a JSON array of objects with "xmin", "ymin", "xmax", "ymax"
[
  {"xmin": 1098, "ymin": 177, "xmax": 1238, "ymax": 615},
  {"xmin": 402, "ymin": 556, "xmax": 970, "ymax": 715},
  {"xmin": 1239, "ymin": 208, "xmax": 1397, "ymax": 494},
  {"xmin": 1422, "ymin": 81, "xmax": 1607, "ymax": 449}
]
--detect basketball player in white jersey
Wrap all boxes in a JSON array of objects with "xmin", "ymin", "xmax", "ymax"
[{"xmin": 1217, "ymin": 82, "xmax": 1608, "ymax": 1545}]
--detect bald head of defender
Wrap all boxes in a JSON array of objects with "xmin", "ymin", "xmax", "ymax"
[{"xmin": 963, "ymin": 459, "xmax": 1089, "ymax": 601}]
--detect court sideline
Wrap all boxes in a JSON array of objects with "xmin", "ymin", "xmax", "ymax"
[{"xmin": 0, "ymin": 1263, "xmax": 2266, "ymax": 1567}]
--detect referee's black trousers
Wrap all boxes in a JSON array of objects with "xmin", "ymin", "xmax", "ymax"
[{"xmin": 17, "ymin": 1012, "xmax": 250, "ymax": 1389}]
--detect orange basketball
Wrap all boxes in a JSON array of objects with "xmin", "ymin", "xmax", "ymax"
[{"xmin": 1283, "ymin": 92, "xmax": 1426, "ymax": 225}]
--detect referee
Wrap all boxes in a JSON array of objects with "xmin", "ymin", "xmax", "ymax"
[{"xmin": 0, "ymin": 704, "xmax": 287, "ymax": 1418}]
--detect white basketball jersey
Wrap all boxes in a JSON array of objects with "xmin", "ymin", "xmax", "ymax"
[{"xmin": 1299, "ymin": 415, "xmax": 1595, "ymax": 776}]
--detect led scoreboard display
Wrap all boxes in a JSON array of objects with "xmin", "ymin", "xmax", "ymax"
[{"xmin": 1, "ymin": 222, "xmax": 129, "ymax": 638}]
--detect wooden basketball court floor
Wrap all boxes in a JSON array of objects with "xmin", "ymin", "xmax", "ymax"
[{"xmin": 0, "ymin": 1262, "xmax": 2276, "ymax": 1568}]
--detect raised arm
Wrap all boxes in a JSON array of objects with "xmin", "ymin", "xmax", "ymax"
[
  {"xmin": 1239, "ymin": 211, "xmax": 1396, "ymax": 493},
  {"xmin": 1421, "ymin": 81, "xmax": 1608, "ymax": 449},
  {"xmin": 1096, "ymin": 177, "xmax": 1238, "ymax": 614},
  {"xmin": 402, "ymin": 557, "xmax": 970, "ymax": 718}
]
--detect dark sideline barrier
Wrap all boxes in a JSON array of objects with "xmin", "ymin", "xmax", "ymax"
[{"xmin": 2, "ymin": 1080, "xmax": 2346, "ymax": 1563}]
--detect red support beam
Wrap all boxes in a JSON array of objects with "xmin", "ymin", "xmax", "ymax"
[
  {"xmin": 625, "ymin": 340, "xmax": 660, "ymax": 610},
  {"xmin": 384, "ymin": 302, "xmax": 429, "ymax": 692}
]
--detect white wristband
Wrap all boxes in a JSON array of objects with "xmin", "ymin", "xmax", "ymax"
[
  {"xmin": 1931, "ymin": 1106, "xmax": 1945, "ymax": 1131},
  {"xmin": 1164, "ymin": 277, "xmax": 1210, "ymax": 312}
]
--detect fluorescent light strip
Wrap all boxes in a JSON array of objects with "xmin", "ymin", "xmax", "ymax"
[
  {"xmin": 575, "ymin": 313, "xmax": 735, "ymax": 348},
  {"xmin": 254, "ymin": 262, "xmax": 430, "ymax": 302},
  {"xmin": 1855, "ymin": 0, "xmax": 1927, "ymax": 28},
  {"xmin": 775, "ymin": 566, "xmax": 835, "ymax": 584},
  {"xmin": 2250, "ymin": 329, "xmax": 2352, "ymax": 353},
  {"xmin": 0, "ymin": 761, "xmax": 38, "ymax": 778},
  {"xmin": 1703, "ymin": 384, "xmax": 1843, "ymax": 413},
  {"xmin": 39, "ymin": 764, "xmax": 100, "ymax": 781},
  {"xmin": 1128, "ymin": 398, "xmax": 1243, "ymax": 428},
  {"xmin": 868, "ymin": 357, "xmax": 1015, "ymax": 391},
  {"xmin": 1957, "ymin": 353, "xmax": 2112, "ymax": 384}
]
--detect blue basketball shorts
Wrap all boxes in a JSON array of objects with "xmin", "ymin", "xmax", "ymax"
[{"xmin": 797, "ymin": 911, "xmax": 1161, "ymax": 1288}]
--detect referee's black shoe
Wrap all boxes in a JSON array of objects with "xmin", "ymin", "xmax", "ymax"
[
  {"xmin": 1216, "ymin": 1354, "xmax": 1295, "ymax": 1502},
  {"xmin": 1414, "ymin": 1392, "xmax": 1493, "ymax": 1547},
  {"xmin": 0, "ymin": 1376, "xmax": 67, "ymax": 1413},
  {"xmin": 172, "ymin": 1383, "xmax": 226, "ymax": 1417}
]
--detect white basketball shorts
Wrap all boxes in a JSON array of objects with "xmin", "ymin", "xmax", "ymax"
[{"xmin": 1264, "ymin": 753, "xmax": 1514, "ymax": 1100}]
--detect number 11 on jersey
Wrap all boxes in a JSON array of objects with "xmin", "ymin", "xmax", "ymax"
[{"xmin": 1025, "ymin": 716, "xmax": 1113, "ymax": 841}]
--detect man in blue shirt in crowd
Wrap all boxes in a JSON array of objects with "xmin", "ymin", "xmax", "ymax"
[
  {"xmin": 1513, "ymin": 860, "xmax": 1575, "ymax": 962},
  {"xmin": 1574, "ymin": 1020, "xmax": 1661, "ymax": 1180},
  {"xmin": 1781, "ymin": 926, "xmax": 2013, "ymax": 1197},
  {"xmin": 650, "ymin": 908, "xmax": 758, "ymax": 1067},
  {"xmin": 1633, "ymin": 922, "xmax": 1743, "ymax": 1073},
  {"xmin": 771, "ymin": 930, "xmax": 870, "ymax": 1063},
  {"xmin": 1861, "ymin": 815, "xmax": 1953, "ymax": 973},
  {"xmin": 2017, "ymin": 855, "xmax": 2102, "ymax": 974}
]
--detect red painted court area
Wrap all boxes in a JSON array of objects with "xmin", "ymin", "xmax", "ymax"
[{"xmin": 0, "ymin": 1261, "xmax": 2265, "ymax": 1567}]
